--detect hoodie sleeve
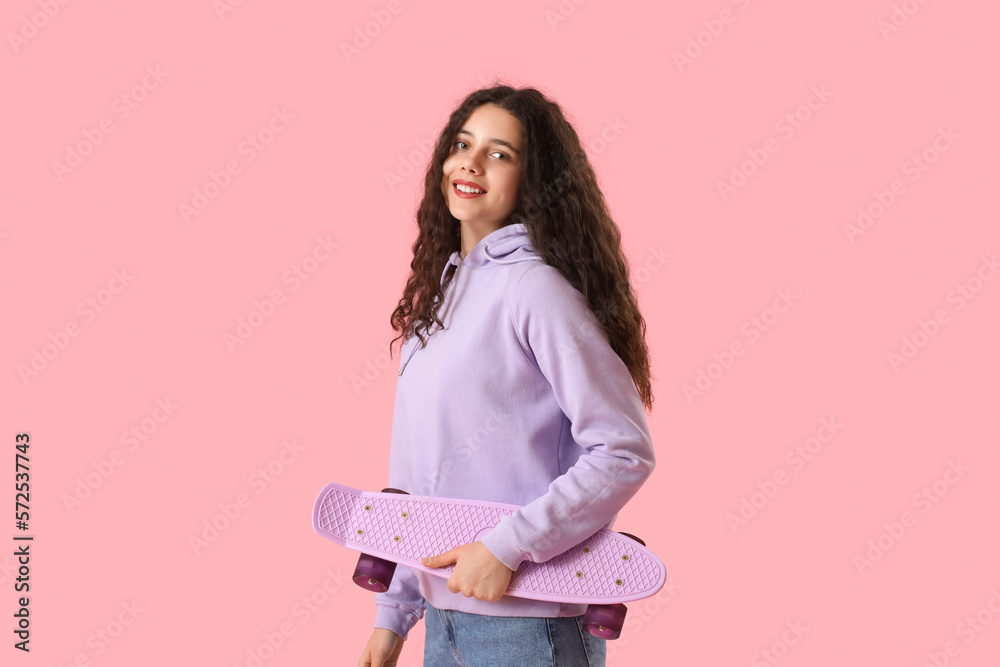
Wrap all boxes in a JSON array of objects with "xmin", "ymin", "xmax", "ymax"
[
  {"xmin": 480, "ymin": 263, "xmax": 656, "ymax": 571},
  {"xmin": 373, "ymin": 565, "xmax": 424, "ymax": 641}
]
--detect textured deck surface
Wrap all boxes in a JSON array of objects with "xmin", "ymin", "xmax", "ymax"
[{"xmin": 313, "ymin": 483, "xmax": 666, "ymax": 604}]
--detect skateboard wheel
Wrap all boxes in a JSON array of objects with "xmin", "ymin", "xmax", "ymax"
[
  {"xmin": 617, "ymin": 532, "xmax": 646, "ymax": 546},
  {"xmin": 583, "ymin": 603, "xmax": 628, "ymax": 640},
  {"xmin": 352, "ymin": 554, "xmax": 397, "ymax": 593},
  {"xmin": 351, "ymin": 489, "xmax": 408, "ymax": 592}
]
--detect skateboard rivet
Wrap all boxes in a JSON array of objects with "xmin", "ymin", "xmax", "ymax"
[
  {"xmin": 394, "ymin": 535, "xmax": 401, "ymax": 542},
  {"xmin": 615, "ymin": 578, "xmax": 623, "ymax": 586},
  {"xmin": 364, "ymin": 504, "xmax": 372, "ymax": 512},
  {"xmin": 582, "ymin": 546, "xmax": 591, "ymax": 554},
  {"xmin": 356, "ymin": 529, "xmax": 364, "ymax": 535},
  {"xmin": 576, "ymin": 571, "xmax": 584, "ymax": 578},
  {"xmin": 401, "ymin": 511, "xmax": 409, "ymax": 518},
  {"xmin": 621, "ymin": 554, "xmax": 630, "ymax": 562}
]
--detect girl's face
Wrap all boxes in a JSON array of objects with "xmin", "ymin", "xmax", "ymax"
[{"xmin": 441, "ymin": 103, "xmax": 523, "ymax": 230}]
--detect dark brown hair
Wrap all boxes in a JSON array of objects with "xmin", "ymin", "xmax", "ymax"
[{"xmin": 388, "ymin": 82, "xmax": 654, "ymax": 412}]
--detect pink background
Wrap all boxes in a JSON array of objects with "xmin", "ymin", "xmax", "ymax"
[{"xmin": 3, "ymin": 0, "xmax": 998, "ymax": 665}]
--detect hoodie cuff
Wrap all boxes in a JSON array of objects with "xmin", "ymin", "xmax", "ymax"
[
  {"xmin": 481, "ymin": 520, "xmax": 530, "ymax": 572},
  {"xmin": 374, "ymin": 602, "xmax": 421, "ymax": 642}
]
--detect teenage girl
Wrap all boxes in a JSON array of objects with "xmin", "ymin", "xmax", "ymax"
[{"xmin": 357, "ymin": 83, "xmax": 656, "ymax": 667}]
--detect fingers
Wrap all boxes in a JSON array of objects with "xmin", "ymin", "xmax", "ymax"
[
  {"xmin": 483, "ymin": 588, "xmax": 503, "ymax": 603},
  {"xmin": 445, "ymin": 569, "xmax": 504, "ymax": 600},
  {"xmin": 426, "ymin": 543, "xmax": 511, "ymax": 601},
  {"xmin": 449, "ymin": 581, "xmax": 502, "ymax": 600},
  {"xmin": 421, "ymin": 547, "xmax": 457, "ymax": 568}
]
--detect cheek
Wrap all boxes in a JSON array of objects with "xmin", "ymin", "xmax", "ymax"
[{"xmin": 504, "ymin": 177, "xmax": 518, "ymax": 201}]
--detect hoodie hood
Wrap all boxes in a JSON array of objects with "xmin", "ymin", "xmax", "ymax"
[
  {"xmin": 399, "ymin": 222, "xmax": 544, "ymax": 376},
  {"xmin": 439, "ymin": 223, "xmax": 543, "ymax": 285}
]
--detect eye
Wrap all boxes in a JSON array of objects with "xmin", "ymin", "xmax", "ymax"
[{"xmin": 452, "ymin": 141, "xmax": 511, "ymax": 161}]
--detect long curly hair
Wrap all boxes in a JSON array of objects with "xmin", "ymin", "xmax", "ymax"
[{"xmin": 388, "ymin": 82, "xmax": 654, "ymax": 412}]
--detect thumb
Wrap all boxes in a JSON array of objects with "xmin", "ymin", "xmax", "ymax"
[{"xmin": 421, "ymin": 548, "xmax": 457, "ymax": 568}]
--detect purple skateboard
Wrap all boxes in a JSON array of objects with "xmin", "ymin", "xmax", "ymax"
[{"xmin": 312, "ymin": 482, "xmax": 667, "ymax": 639}]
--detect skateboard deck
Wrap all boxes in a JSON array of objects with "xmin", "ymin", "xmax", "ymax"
[{"xmin": 312, "ymin": 482, "xmax": 666, "ymax": 604}]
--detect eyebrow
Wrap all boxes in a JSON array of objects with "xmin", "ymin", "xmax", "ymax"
[{"xmin": 456, "ymin": 129, "xmax": 521, "ymax": 155}]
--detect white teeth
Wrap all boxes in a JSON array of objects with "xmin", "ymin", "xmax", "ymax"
[{"xmin": 455, "ymin": 183, "xmax": 485, "ymax": 194}]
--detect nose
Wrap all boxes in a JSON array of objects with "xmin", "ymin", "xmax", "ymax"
[{"xmin": 460, "ymin": 151, "xmax": 483, "ymax": 173}]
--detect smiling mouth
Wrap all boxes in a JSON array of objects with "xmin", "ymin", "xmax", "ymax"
[
  {"xmin": 452, "ymin": 184, "xmax": 488, "ymax": 201},
  {"xmin": 454, "ymin": 183, "xmax": 487, "ymax": 194}
]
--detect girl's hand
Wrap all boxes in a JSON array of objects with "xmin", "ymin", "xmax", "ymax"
[
  {"xmin": 358, "ymin": 628, "xmax": 403, "ymax": 667},
  {"xmin": 422, "ymin": 541, "xmax": 513, "ymax": 602}
]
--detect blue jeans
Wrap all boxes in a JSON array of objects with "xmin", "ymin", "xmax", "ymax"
[{"xmin": 423, "ymin": 601, "xmax": 607, "ymax": 666}]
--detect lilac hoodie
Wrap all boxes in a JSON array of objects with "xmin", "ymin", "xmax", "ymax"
[{"xmin": 373, "ymin": 222, "xmax": 656, "ymax": 640}]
